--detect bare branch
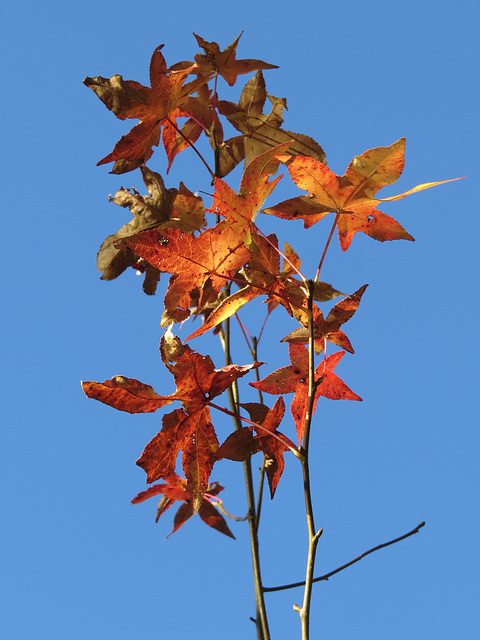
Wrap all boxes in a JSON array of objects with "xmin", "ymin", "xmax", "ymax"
[{"xmin": 263, "ymin": 521, "xmax": 425, "ymax": 593}]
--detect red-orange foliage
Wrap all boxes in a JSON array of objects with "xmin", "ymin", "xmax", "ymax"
[{"xmin": 83, "ymin": 34, "xmax": 460, "ymax": 542}]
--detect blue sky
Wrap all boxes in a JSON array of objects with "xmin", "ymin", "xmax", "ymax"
[{"xmin": 2, "ymin": 1, "xmax": 478, "ymax": 638}]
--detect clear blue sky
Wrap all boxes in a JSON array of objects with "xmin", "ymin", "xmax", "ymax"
[{"xmin": 2, "ymin": 1, "xmax": 478, "ymax": 638}]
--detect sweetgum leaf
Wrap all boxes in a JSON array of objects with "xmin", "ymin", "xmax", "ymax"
[
  {"xmin": 217, "ymin": 72, "xmax": 326, "ymax": 177},
  {"xmin": 210, "ymin": 142, "xmax": 291, "ymax": 246},
  {"xmin": 85, "ymin": 334, "xmax": 261, "ymax": 502},
  {"xmin": 251, "ymin": 346, "xmax": 361, "ymax": 444},
  {"xmin": 81, "ymin": 376, "xmax": 174, "ymax": 414},
  {"xmin": 266, "ymin": 140, "xmax": 460, "ymax": 250},
  {"xmin": 193, "ymin": 32, "xmax": 278, "ymax": 86},
  {"xmin": 283, "ymin": 285, "xmax": 368, "ymax": 354},
  {"xmin": 117, "ymin": 222, "xmax": 251, "ymax": 324},
  {"xmin": 132, "ymin": 474, "xmax": 234, "ymax": 538},
  {"xmin": 84, "ymin": 46, "xmax": 204, "ymax": 173}
]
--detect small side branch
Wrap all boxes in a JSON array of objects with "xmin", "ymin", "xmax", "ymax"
[
  {"xmin": 263, "ymin": 521, "xmax": 425, "ymax": 593},
  {"xmin": 209, "ymin": 499, "xmax": 248, "ymax": 522}
]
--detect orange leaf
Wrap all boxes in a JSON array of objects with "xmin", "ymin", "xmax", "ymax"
[
  {"xmin": 117, "ymin": 222, "xmax": 251, "ymax": 325},
  {"xmin": 264, "ymin": 139, "xmax": 456, "ymax": 250},
  {"xmin": 84, "ymin": 46, "xmax": 203, "ymax": 173},
  {"xmin": 210, "ymin": 142, "xmax": 291, "ymax": 244}
]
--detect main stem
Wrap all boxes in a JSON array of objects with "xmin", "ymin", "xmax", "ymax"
[
  {"xmin": 221, "ymin": 310, "xmax": 270, "ymax": 640},
  {"xmin": 296, "ymin": 281, "xmax": 323, "ymax": 640}
]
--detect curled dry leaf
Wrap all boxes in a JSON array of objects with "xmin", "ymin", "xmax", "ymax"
[{"xmin": 98, "ymin": 166, "xmax": 206, "ymax": 294}]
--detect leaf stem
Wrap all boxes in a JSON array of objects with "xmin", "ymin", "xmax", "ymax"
[
  {"xmin": 315, "ymin": 211, "xmax": 340, "ymax": 282},
  {"xmin": 256, "ymin": 228, "xmax": 307, "ymax": 284},
  {"xmin": 208, "ymin": 498, "xmax": 249, "ymax": 522},
  {"xmin": 165, "ymin": 116, "xmax": 215, "ymax": 180}
]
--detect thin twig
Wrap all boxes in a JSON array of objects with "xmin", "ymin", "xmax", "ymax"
[
  {"xmin": 209, "ymin": 499, "xmax": 248, "ymax": 522},
  {"xmin": 263, "ymin": 521, "xmax": 426, "ymax": 593}
]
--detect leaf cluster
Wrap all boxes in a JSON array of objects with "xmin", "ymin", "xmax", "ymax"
[{"xmin": 83, "ymin": 32, "xmax": 457, "ymax": 538}]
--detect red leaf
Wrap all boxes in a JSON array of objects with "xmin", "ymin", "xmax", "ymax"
[
  {"xmin": 283, "ymin": 284, "xmax": 368, "ymax": 354},
  {"xmin": 251, "ymin": 346, "xmax": 361, "ymax": 444},
  {"xmin": 198, "ymin": 500, "xmax": 235, "ymax": 539},
  {"xmin": 181, "ymin": 407, "xmax": 219, "ymax": 512},
  {"xmin": 81, "ymin": 376, "xmax": 174, "ymax": 414},
  {"xmin": 85, "ymin": 333, "xmax": 261, "ymax": 501},
  {"xmin": 132, "ymin": 474, "xmax": 234, "ymax": 538},
  {"xmin": 253, "ymin": 397, "xmax": 288, "ymax": 498},
  {"xmin": 215, "ymin": 427, "xmax": 260, "ymax": 462},
  {"xmin": 136, "ymin": 409, "xmax": 192, "ymax": 483}
]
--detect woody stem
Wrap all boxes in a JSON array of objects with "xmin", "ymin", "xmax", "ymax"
[
  {"xmin": 220, "ymin": 308, "xmax": 271, "ymax": 640},
  {"xmin": 295, "ymin": 280, "xmax": 323, "ymax": 640}
]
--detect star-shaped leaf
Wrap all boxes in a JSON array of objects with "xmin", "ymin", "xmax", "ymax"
[
  {"xmin": 215, "ymin": 398, "xmax": 290, "ymax": 497},
  {"xmin": 192, "ymin": 32, "xmax": 278, "ymax": 86},
  {"xmin": 210, "ymin": 142, "xmax": 291, "ymax": 245},
  {"xmin": 250, "ymin": 346, "xmax": 362, "ymax": 444},
  {"xmin": 83, "ymin": 333, "xmax": 261, "ymax": 507},
  {"xmin": 284, "ymin": 284, "xmax": 368, "ymax": 354},
  {"xmin": 84, "ymin": 46, "xmax": 204, "ymax": 173},
  {"xmin": 264, "ymin": 138, "xmax": 460, "ymax": 250},
  {"xmin": 216, "ymin": 71, "xmax": 326, "ymax": 177},
  {"xmin": 116, "ymin": 221, "xmax": 251, "ymax": 325},
  {"xmin": 132, "ymin": 473, "xmax": 234, "ymax": 538}
]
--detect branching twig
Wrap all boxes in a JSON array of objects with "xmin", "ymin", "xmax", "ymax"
[{"xmin": 263, "ymin": 521, "xmax": 426, "ymax": 593}]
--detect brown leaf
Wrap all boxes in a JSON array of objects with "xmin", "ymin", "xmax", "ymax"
[
  {"xmin": 217, "ymin": 72, "xmax": 325, "ymax": 177},
  {"xmin": 193, "ymin": 32, "xmax": 278, "ymax": 87}
]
